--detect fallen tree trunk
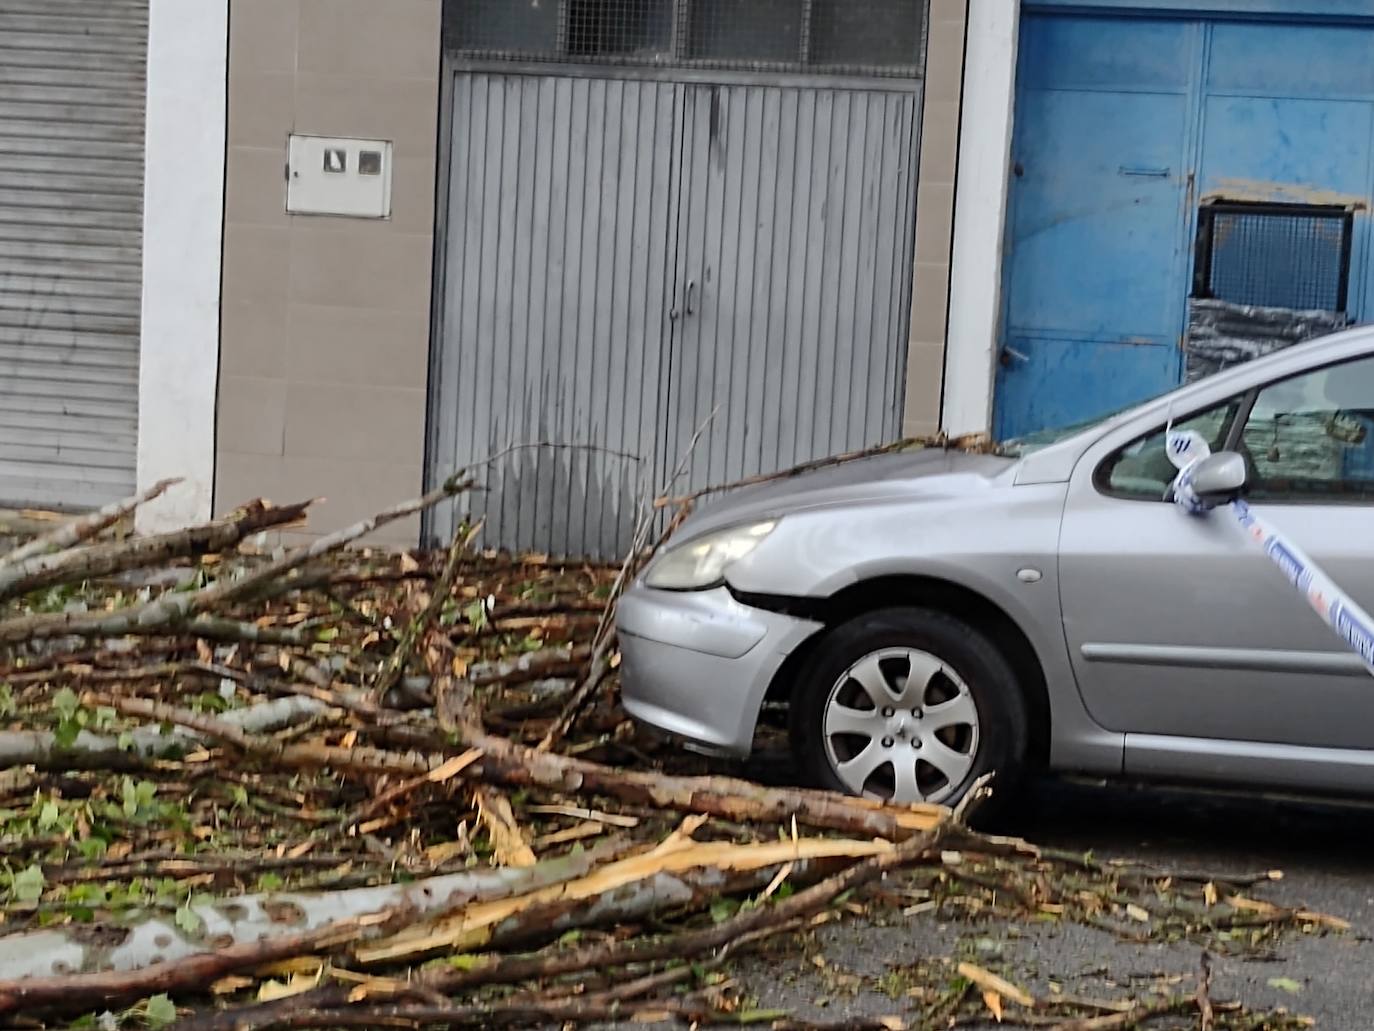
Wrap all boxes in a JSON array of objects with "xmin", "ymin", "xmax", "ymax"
[
  {"xmin": 77, "ymin": 691, "xmax": 948, "ymax": 842},
  {"xmin": 468, "ymin": 644, "xmax": 591, "ymax": 687},
  {"xmin": 0, "ymin": 478, "xmax": 178, "ymax": 569},
  {"xmin": 0, "ymin": 499, "xmax": 312, "ymax": 602},
  {"xmin": 356, "ymin": 834, "xmax": 889, "ymax": 965},
  {"xmin": 0, "ymin": 839, "xmax": 624, "ymax": 990},
  {"xmin": 0, "ymin": 913, "xmax": 380, "ymax": 1015},
  {"xmin": 0, "ymin": 695, "xmax": 328, "ymax": 770},
  {"xmin": 171, "ymin": 810, "xmax": 955, "ymax": 1031},
  {"xmin": 461, "ymin": 726, "xmax": 945, "ymax": 842},
  {"xmin": 0, "ymin": 482, "xmax": 469, "ymax": 645}
]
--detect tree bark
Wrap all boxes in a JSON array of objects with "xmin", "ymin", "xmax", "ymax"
[
  {"xmin": 0, "ymin": 840, "xmax": 623, "ymax": 990},
  {"xmin": 0, "ymin": 914, "xmax": 376, "ymax": 1015},
  {"xmin": 0, "ymin": 482, "xmax": 470, "ymax": 645},
  {"xmin": 372, "ymin": 521, "xmax": 476, "ymax": 700},
  {"xmin": 170, "ymin": 815, "xmax": 953, "ymax": 1031},
  {"xmin": 459, "ymin": 727, "xmax": 945, "ymax": 842},
  {"xmin": 0, "ymin": 695, "xmax": 327, "ymax": 770},
  {"xmin": 0, "ymin": 499, "xmax": 312, "ymax": 602},
  {"xmin": 0, "ymin": 478, "xmax": 179, "ymax": 569}
]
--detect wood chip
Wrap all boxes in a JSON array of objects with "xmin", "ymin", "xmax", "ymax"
[
  {"xmin": 956, "ymin": 962, "xmax": 1035, "ymax": 1008},
  {"xmin": 533, "ymin": 821, "xmax": 606, "ymax": 848},
  {"xmin": 526, "ymin": 803, "xmax": 639, "ymax": 828},
  {"xmin": 209, "ymin": 975, "xmax": 254, "ymax": 995},
  {"xmin": 982, "ymin": 989, "xmax": 1004, "ymax": 1022},
  {"xmin": 474, "ymin": 786, "xmax": 537, "ymax": 868}
]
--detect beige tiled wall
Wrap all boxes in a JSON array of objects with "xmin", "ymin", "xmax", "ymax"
[
  {"xmin": 215, "ymin": 0, "xmax": 441, "ymax": 545},
  {"xmin": 903, "ymin": 0, "xmax": 968, "ymax": 437}
]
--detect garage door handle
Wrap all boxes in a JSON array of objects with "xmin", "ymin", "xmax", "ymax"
[
  {"xmin": 1119, "ymin": 165, "xmax": 1171, "ymax": 178},
  {"xmin": 685, "ymin": 280, "xmax": 697, "ymax": 316},
  {"xmin": 1000, "ymin": 345, "xmax": 1029, "ymax": 367}
]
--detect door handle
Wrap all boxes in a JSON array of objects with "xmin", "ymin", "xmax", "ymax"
[
  {"xmin": 685, "ymin": 280, "xmax": 697, "ymax": 316},
  {"xmin": 1000, "ymin": 345, "xmax": 1029, "ymax": 367},
  {"xmin": 1119, "ymin": 165, "xmax": 1171, "ymax": 178}
]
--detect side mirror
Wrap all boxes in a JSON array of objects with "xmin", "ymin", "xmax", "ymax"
[{"xmin": 1188, "ymin": 450, "xmax": 1248, "ymax": 508}]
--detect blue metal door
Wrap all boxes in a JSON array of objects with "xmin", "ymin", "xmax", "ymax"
[
  {"xmin": 997, "ymin": 10, "xmax": 1374, "ymax": 441},
  {"xmin": 996, "ymin": 16, "xmax": 1198, "ymax": 440}
]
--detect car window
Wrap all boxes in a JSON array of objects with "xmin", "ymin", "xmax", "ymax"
[
  {"xmin": 1239, "ymin": 355, "xmax": 1374, "ymax": 502},
  {"xmin": 1098, "ymin": 401, "xmax": 1240, "ymax": 499}
]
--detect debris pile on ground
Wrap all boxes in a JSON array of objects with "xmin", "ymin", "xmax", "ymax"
[{"xmin": 0, "ymin": 478, "xmax": 1338, "ymax": 1029}]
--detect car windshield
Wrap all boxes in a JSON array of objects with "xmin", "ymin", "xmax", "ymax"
[{"xmin": 995, "ymin": 409, "xmax": 1128, "ymax": 458}]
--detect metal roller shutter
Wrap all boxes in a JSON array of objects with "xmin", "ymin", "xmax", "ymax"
[{"xmin": 0, "ymin": 0, "xmax": 147, "ymax": 510}]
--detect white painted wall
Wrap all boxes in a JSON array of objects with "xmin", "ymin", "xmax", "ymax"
[
  {"xmin": 135, "ymin": 0, "xmax": 229, "ymax": 531},
  {"xmin": 941, "ymin": 0, "xmax": 1020, "ymax": 438}
]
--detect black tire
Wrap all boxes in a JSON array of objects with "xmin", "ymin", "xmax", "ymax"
[{"xmin": 788, "ymin": 606, "xmax": 1028, "ymax": 814}]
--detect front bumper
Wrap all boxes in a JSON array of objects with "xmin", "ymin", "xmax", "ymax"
[{"xmin": 616, "ymin": 583, "xmax": 823, "ymax": 756}]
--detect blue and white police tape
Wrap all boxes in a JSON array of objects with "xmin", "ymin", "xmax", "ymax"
[{"xmin": 1166, "ymin": 428, "xmax": 1374, "ymax": 677}]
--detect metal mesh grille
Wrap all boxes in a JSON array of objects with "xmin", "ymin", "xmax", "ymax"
[
  {"xmin": 567, "ymin": 0, "xmax": 673, "ymax": 57},
  {"xmin": 443, "ymin": 0, "xmax": 924, "ymax": 77},
  {"xmin": 1195, "ymin": 203, "xmax": 1352, "ymax": 313}
]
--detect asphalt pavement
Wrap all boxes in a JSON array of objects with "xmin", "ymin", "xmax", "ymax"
[{"xmin": 725, "ymin": 776, "xmax": 1374, "ymax": 1028}]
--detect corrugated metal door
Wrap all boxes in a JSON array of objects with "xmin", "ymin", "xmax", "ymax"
[
  {"xmin": 664, "ymin": 81, "xmax": 918, "ymax": 492},
  {"xmin": 429, "ymin": 71, "xmax": 919, "ymax": 557},
  {"xmin": 428, "ymin": 72, "xmax": 682, "ymax": 557},
  {"xmin": 0, "ymin": 0, "xmax": 147, "ymax": 509}
]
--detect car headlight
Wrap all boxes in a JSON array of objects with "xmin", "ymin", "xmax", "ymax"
[{"xmin": 644, "ymin": 520, "xmax": 777, "ymax": 591}]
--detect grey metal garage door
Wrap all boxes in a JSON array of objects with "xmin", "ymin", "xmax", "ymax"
[
  {"xmin": 0, "ymin": 0, "xmax": 147, "ymax": 509},
  {"xmin": 427, "ymin": 0, "xmax": 923, "ymax": 558}
]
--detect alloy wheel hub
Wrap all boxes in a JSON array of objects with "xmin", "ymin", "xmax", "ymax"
[{"xmin": 821, "ymin": 646, "xmax": 980, "ymax": 804}]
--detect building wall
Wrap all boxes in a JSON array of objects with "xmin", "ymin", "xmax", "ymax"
[
  {"xmin": 903, "ymin": 0, "xmax": 968, "ymax": 436},
  {"xmin": 214, "ymin": 0, "xmax": 967, "ymax": 546},
  {"xmin": 215, "ymin": 0, "xmax": 442, "ymax": 545},
  {"xmin": 138, "ymin": 0, "xmax": 227, "ymax": 533}
]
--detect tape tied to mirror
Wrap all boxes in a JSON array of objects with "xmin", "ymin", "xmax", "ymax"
[{"xmin": 1166, "ymin": 428, "xmax": 1374, "ymax": 676}]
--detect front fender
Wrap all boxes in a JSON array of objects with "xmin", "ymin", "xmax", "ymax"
[
  {"xmin": 725, "ymin": 483, "xmax": 1069, "ymax": 601},
  {"xmin": 721, "ymin": 482, "xmax": 1125, "ymax": 776}
]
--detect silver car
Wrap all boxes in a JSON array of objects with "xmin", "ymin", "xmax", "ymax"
[{"xmin": 617, "ymin": 325, "xmax": 1374, "ymax": 807}]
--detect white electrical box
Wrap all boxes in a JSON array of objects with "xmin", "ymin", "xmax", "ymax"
[{"xmin": 287, "ymin": 134, "xmax": 393, "ymax": 218}]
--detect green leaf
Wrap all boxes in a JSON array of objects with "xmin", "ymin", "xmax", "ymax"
[
  {"xmin": 144, "ymin": 993, "xmax": 177, "ymax": 1027},
  {"xmin": 0, "ymin": 683, "xmax": 14, "ymax": 718},
  {"xmin": 53, "ymin": 717, "xmax": 82, "ymax": 750},
  {"xmin": 447, "ymin": 953, "xmax": 484, "ymax": 970},
  {"xmin": 11, "ymin": 864, "xmax": 45, "ymax": 902},
  {"xmin": 69, "ymin": 883, "xmax": 108, "ymax": 905},
  {"xmin": 52, "ymin": 687, "xmax": 80, "ymax": 721},
  {"xmin": 316, "ymin": 627, "xmax": 340, "ymax": 642},
  {"xmin": 194, "ymin": 692, "xmax": 228, "ymax": 713},
  {"xmin": 257, "ymin": 871, "xmax": 284, "ymax": 892},
  {"xmin": 122, "ymin": 776, "xmax": 139, "ymax": 818},
  {"xmin": 37, "ymin": 800, "xmax": 60, "ymax": 831},
  {"xmin": 76, "ymin": 836, "xmax": 107, "ymax": 861},
  {"xmin": 175, "ymin": 904, "xmax": 204, "ymax": 936},
  {"xmin": 1267, "ymin": 977, "xmax": 1303, "ymax": 995},
  {"xmin": 463, "ymin": 600, "xmax": 488, "ymax": 630},
  {"xmin": 709, "ymin": 897, "xmax": 740, "ymax": 924}
]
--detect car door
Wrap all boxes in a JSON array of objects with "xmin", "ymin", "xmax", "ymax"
[{"xmin": 1058, "ymin": 353, "xmax": 1374, "ymax": 761}]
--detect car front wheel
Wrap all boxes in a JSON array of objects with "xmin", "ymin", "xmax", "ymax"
[{"xmin": 788, "ymin": 606, "xmax": 1027, "ymax": 808}]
